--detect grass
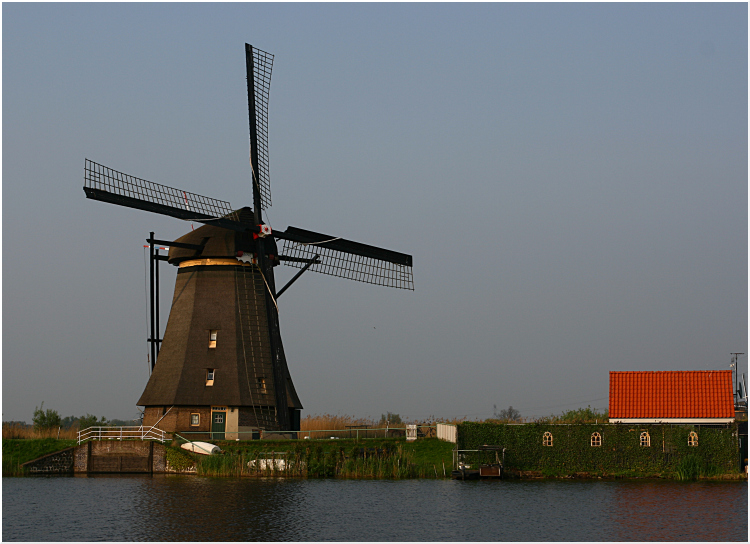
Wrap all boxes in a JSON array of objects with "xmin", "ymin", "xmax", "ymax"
[{"xmin": 2, "ymin": 438, "xmax": 77, "ymax": 476}]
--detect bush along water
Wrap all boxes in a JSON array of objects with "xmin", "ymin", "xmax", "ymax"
[{"xmin": 457, "ymin": 422, "xmax": 739, "ymax": 479}]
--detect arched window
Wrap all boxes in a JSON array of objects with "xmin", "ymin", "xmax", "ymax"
[
  {"xmin": 543, "ymin": 431, "xmax": 553, "ymax": 446},
  {"xmin": 640, "ymin": 431, "xmax": 650, "ymax": 447},
  {"xmin": 591, "ymin": 432, "xmax": 602, "ymax": 447},
  {"xmin": 688, "ymin": 431, "xmax": 698, "ymax": 447}
]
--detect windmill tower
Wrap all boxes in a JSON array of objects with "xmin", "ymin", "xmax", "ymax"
[{"xmin": 83, "ymin": 45, "xmax": 413, "ymax": 438}]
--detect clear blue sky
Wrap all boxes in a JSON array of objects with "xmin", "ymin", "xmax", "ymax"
[{"xmin": 3, "ymin": 3, "xmax": 747, "ymax": 423}]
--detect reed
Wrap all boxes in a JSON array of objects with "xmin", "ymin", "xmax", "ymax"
[
  {"xmin": 3, "ymin": 453, "xmax": 26, "ymax": 476},
  {"xmin": 197, "ymin": 453, "xmax": 245, "ymax": 477},
  {"xmin": 674, "ymin": 454, "xmax": 718, "ymax": 481},
  {"xmin": 2, "ymin": 423, "xmax": 78, "ymax": 440},
  {"xmin": 191, "ymin": 438, "xmax": 454, "ymax": 479},
  {"xmin": 300, "ymin": 413, "xmax": 375, "ymax": 439}
]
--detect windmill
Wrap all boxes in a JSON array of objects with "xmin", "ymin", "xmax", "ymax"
[{"xmin": 83, "ymin": 44, "xmax": 413, "ymax": 438}]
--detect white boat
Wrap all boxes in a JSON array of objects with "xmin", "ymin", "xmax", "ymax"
[
  {"xmin": 181, "ymin": 441, "xmax": 220, "ymax": 455},
  {"xmin": 248, "ymin": 458, "xmax": 287, "ymax": 470}
]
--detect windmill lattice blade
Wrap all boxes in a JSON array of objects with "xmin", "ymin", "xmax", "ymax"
[
  {"xmin": 83, "ymin": 159, "xmax": 242, "ymax": 226},
  {"xmin": 281, "ymin": 235, "xmax": 414, "ymax": 290},
  {"xmin": 247, "ymin": 45, "xmax": 274, "ymax": 211}
]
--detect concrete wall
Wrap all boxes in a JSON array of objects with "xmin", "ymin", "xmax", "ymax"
[{"xmin": 69, "ymin": 441, "xmax": 167, "ymax": 473}]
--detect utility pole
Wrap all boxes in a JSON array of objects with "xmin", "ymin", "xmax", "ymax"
[{"xmin": 730, "ymin": 353, "xmax": 744, "ymax": 404}]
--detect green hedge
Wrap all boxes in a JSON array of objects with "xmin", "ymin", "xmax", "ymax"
[{"xmin": 457, "ymin": 422, "xmax": 738, "ymax": 476}]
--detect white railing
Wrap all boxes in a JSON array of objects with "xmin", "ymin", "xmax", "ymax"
[{"xmin": 77, "ymin": 425, "xmax": 166, "ymax": 444}]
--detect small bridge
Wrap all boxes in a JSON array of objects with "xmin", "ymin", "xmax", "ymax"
[
  {"xmin": 23, "ymin": 426, "xmax": 168, "ymax": 474},
  {"xmin": 77, "ymin": 426, "xmax": 168, "ymax": 473}
]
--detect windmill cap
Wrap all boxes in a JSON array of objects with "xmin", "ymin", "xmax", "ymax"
[{"xmin": 167, "ymin": 207, "xmax": 278, "ymax": 265}]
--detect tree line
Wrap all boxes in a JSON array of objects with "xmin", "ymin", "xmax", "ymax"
[{"xmin": 23, "ymin": 402, "xmax": 140, "ymax": 431}]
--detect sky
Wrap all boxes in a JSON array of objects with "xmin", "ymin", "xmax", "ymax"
[{"xmin": 2, "ymin": 3, "xmax": 747, "ymax": 423}]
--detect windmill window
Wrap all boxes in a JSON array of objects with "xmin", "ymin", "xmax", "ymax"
[
  {"xmin": 640, "ymin": 432, "xmax": 650, "ymax": 447},
  {"xmin": 206, "ymin": 369, "xmax": 215, "ymax": 386},
  {"xmin": 258, "ymin": 377, "xmax": 267, "ymax": 394},
  {"xmin": 543, "ymin": 432, "xmax": 553, "ymax": 446},
  {"xmin": 688, "ymin": 431, "xmax": 698, "ymax": 447},
  {"xmin": 190, "ymin": 413, "xmax": 200, "ymax": 426},
  {"xmin": 209, "ymin": 330, "xmax": 218, "ymax": 349},
  {"xmin": 591, "ymin": 432, "xmax": 602, "ymax": 447}
]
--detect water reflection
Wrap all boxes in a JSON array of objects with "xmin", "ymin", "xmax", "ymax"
[
  {"xmin": 608, "ymin": 481, "xmax": 746, "ymax": 542},
  {"xmin": 2, "ymin": 476, "xmax": 746, "ymax": 541}
]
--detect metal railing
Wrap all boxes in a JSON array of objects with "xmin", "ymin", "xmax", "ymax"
[{"xmin": 77, "ymin": 425, "xmax": 166, "ymax": 444}]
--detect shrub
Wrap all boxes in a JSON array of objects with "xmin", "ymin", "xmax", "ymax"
[
  {"xmin": 493, "ymin": 405, "xmax": 522, "ymax": 422},
  {"xmin": 32, "ymin": 403, "xmax": 62, "ymax": 431},
  {"xmin": 77, "ymin": 414, "xmax": 108, "ymax": 430},
  {"xmin": 379, "ymin": 412, "xmax": 402, "ymax": 425}
]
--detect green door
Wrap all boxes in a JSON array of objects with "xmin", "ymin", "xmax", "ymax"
[{"xmin": 211, "ymin": 411, "xmax": 226, "ymax": 440}]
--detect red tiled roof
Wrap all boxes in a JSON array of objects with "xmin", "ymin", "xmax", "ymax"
[{"xmin": 609, "ymin": 370, "xmax": 734, "ymax": 419}]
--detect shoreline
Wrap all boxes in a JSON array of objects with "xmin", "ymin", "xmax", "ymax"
[{"xmin": 4, "ymin": 437, "xmax": 746, "ymax": 481}]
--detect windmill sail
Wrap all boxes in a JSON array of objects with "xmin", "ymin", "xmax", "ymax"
[
  {"xmin": 83, "ymin": 159, "xmax": 243, "ymax": 230},
  {"xmin": 279, "ymin": 226, "xmax": 414, "ymax": 290},
  {"xmin": 246, "ymin": 44, "xmax": 274, "ymax": 212}
]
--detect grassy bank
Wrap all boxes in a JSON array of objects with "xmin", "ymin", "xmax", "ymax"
[
  {"xmin": 170, "ymin": 437, "xmax": 456, "ymax": 478},
  {"xmin": 6, "ymin": 432, "xmax": 742, "ymax": 481},
  {"xmin": 2, "ymin": 438, "xmax": 77, "ymax": 476}
]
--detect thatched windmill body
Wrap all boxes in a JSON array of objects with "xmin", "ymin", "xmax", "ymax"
[{"xmin": 83, "ymin": 45, "xmax": 413, "ymax": 438}]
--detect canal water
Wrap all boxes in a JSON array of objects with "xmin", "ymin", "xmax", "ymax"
[{"xmin": 2, "ymin": 476, "xmax": 747, "ymax": 541}]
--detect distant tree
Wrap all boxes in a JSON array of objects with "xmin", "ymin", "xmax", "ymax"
[
  {"xmin": 108, "ymin": 418, "xmax": 141, "ymax": 427},
  {"xmin": 379, "ymin": 412, "xmax": 402, "ymax": 425},
  {"xmin": 32, "ymin": 402, "xmax": 62, "ymax": 430},
  {"xmin": 60, "ymin": 415, "xmax": 79, "ymax": 429},
  {"xmin": 494, "ymin": 405, "xmax": 521, "ymax": 422},
  {"xmin": 77, "ymin": 414, "xmax": 108, "ymax": 430},
  {"xmin": 554, "ymin": 406, "xmax": 607, "ymax": 424}
]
